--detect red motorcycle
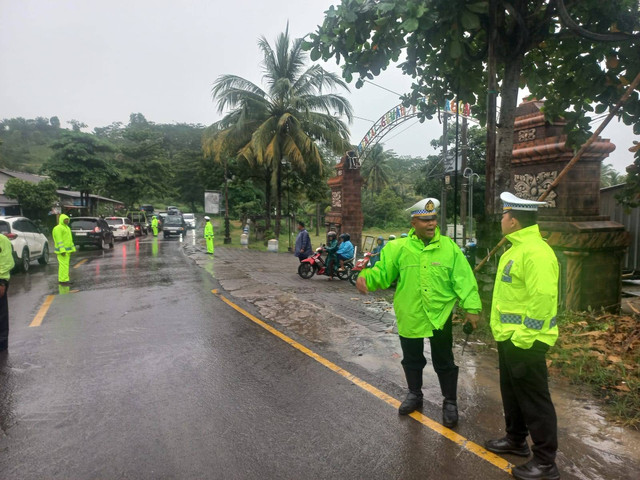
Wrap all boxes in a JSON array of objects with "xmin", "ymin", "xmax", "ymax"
[
  {"xmin": 348, "ymin": 252, "xmax": 373, "ymax": 285},
  {"xmin": 298, "ymin": 247, "xmax": 351, "ymax": 280}
]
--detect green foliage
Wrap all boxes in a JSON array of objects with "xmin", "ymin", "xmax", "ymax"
[
  {"xmin": 306, "ymin": 0, "xmax": 640, "ymax": 209},
  {"xmin": 205, "ymin": 26, "xmax": 354, "ymax": 236},
  {"xmin": 0, "ymin": 117, "xmax": 61, "ymax": 171},
  {"xmin": 362, "ymin": 188, "xmax": 407, "ymax": 228},
  {"xmin": 601, "ymin": 163, "xmax": 627, "ymax": 187},
  {"xmin": 361, "ymin": 144, "xmax": 393, "ymax": 194},
  {"xmin": 41, "ymin": 131, "xmax": 117, "ymax": 193},
  {"xmin": 3, "ymin": 178, "xmax": 59, "ymax": 220}
]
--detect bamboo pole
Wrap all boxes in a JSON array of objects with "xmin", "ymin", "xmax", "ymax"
[{"xmin": 474, "ymin": 71, "xmax": 640, "ymax": 273}]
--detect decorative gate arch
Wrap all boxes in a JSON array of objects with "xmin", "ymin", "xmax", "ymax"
[{"xmin": 325, "ymin": 98, "xmax": 474, "ymax": 248}]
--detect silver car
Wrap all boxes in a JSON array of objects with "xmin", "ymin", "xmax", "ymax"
[
  {"xmin": 183, "ymin": 213, "xmax": 196, "ymax": 229},
  {"xmin": 105, "ymin": 216, "xmax": 135, "ymax": 240}
]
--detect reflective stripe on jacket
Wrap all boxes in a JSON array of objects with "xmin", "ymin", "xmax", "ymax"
[
  {"xmin": 490, "ymin": 224, "xmax": 559, "ymax": 349},
  {"xmin": 52, "ymin": 214, "xmax": 76, "ymax": 254},
  {"xmin": 0, "ymin": 234, "xmax": 15, "ymax": 281},
  {"xmin": 204, "ymin": 222, "xmax": 214, "ymax": 239},
  {"xmin": 361, "ymin": 226, "xmax": 481, "ymax": 338}
]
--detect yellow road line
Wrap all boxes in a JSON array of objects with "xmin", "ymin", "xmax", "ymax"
[
  {"xmin": 73, "ymin": 259, "xmax": 88, "ymax": 269},
  {"xmin": 211, "ymin": 290, "xmax": 513, "ymax": 475},
  {"xmin": 30, "ymin": 295, "xmax": 55, "ymax": 327}
]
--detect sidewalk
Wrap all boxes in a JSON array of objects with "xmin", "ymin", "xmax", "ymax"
[{"xmin": 186, "ymin": 243, "xmax": 640, "ymax": 480}]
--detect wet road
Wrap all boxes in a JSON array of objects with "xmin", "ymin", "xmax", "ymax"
[{"xmin": 1, "ymin": 233, "xmax": 510, "ymax": 479}]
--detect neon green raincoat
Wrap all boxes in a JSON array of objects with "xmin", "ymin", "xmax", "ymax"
[
  {"xmin": 52, "ymin": 214, "xmax": 76, "ymax": 254},
  {"xmin": 361, "ymin": 226, "xmax": 481, "ymax": 338},
  {"xmin": 490, "ymin": 225, "xmax": 559, "ymax": 349}
]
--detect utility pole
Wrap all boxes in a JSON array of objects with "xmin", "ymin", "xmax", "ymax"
[
  {"xmin": 460, "ymin": 117, "xmax": 468, "ymax": 243},
  {"xmin": 440, "ymin": 113, "xmax": 448, "ymax": 235},
  {"xmin": 485, "ymin": 0, "xmax": 498, "ymax": 217}
]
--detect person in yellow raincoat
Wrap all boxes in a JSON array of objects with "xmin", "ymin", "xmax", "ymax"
[
  {"xmin": 204, "ymin": 216, "xmax": 214, "ymax": 255},
  {"xmin": 52, "ymin": 214, "xmax": 76, "ymax": 285},
  {"xmin": 484, "ymin": 192, "xmax": 560, "ymax": 480},
  {"xmin": 151, "ymin": 215, "xmax": 159, "ymax": 237},
  {"xmin": 0, "ymin": 232, "xmax": 15, "ymax": 351}
]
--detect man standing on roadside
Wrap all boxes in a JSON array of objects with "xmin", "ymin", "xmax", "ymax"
[
  {"xmin": 356, "ymin": 198, "xmax": 481, "ymax": 427},
  {"xmin": 52, "ymin": 214, "xmax": 76, "ymax": 286},
  {"xmin": 204, "ymin": 216, "xmax": 214, "ymax": 255},
  {"xmin": 0, "ymin": 233, "xmax": 15, "ymax": 351},
  {"xmin": 484, "ymin": 192, "xmax": 560, "ymax": 480},
  {"xmin": 294, "ymin": 221, "xmax": 312, "ymax": 262}
]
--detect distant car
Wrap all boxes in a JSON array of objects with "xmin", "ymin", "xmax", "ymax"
[
  {"xmin": 126, "ymin": 211, "xmax": 149, "ymax": 236},
  {"xmin": 105, "ymin": 216, "xmax": 135, "ymax": 240},
  {"xmin": 68, "ymin": 217, "xmax": 115, "ymax": 250},
  {"xmin": 162, "ymin": 214, "xmax": 187, "ymax": 238},
  {"xmin": 0, "ymin": 216, "xmax": 50, "ymax": 272},
  {"xmin": 167, "ymin": 206, "xmax": 180, "ymax": 215},
  {"xmin": 183, "ymin": 213, "xmax": 196, "ymax": 229}
]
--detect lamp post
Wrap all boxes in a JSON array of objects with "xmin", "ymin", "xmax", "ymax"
[
  {"xmin": 462, "ymin": 167, "xmax": 480, "ymax": 242},
  {"xmin": 223, "ymin": 157, "xmax": 231, "ymax": 244},
  {"xmin": 281, "ymin": 158, "xmax": 292, "ymax": 251}
]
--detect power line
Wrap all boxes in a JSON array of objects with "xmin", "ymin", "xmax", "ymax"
[{"xmin": 363, "ymin": 80, "xmax": 404, "ymax": 97}]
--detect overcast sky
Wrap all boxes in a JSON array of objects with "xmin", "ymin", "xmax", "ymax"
[{"xmin": 0, "ymin": 0, "xmax": 635, "ymax": 173}]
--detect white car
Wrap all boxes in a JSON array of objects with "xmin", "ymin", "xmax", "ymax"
[
  {"xmin": 0, "ymin": 216, "xmax": 50, "ymax": 272},
  {"xmin": 183, "ymin": 213, "xmax": 196, "ymax": 229},
  {"xmin": 105, "ymin": 216, "xmax": 135, "ymax": 240}
]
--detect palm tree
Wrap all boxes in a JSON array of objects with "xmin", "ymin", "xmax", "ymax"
[
  {"xmin": 601, "ymin": 163, "xmax": 626, "ymax": 188},
  {"xmin": 205, "ymin": 26, "xmax": 353, "ymax": 237},
  {"xmin": 361, "ymin": 144, "xmax": 393, "ymax": 195}
]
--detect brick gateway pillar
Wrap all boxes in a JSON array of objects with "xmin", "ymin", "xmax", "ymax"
[
  {"xmin": 325, "ymin": 151, "xmax": 363, "ymax": 249},
  {"xmin": 511, "ymin": 100, "xmax": 630, "ymax": 312}
]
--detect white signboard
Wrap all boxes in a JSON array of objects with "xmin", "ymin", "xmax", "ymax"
[
  {"xmin": 444, "ymin": 151, "xmax": 462, "ymax": 174},
  {"xmin": 204, "ymin": 190, "xmax": 221, "ymax": 215}
]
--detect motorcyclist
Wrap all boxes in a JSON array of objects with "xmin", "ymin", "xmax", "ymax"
[
  {"xmin": 323, "ymin": 231, "xmax": 338, "ymax": 280},
  {"xmin": 370, "ymin": 236, "xmax": 385, "ymax": 267},
  {"xmin": 336, "ymin": 233, "xmax": 354, "ymax": 271}
]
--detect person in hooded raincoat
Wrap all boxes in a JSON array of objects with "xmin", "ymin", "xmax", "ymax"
[
  {"xmin": 151, "ymin": 216, "xmax": 159, "ymax": 237},
  {"xmin": 52, "ymin": 214, "xmax": 76, "ymax": 285},
  {"xmin": 356, "ymin": 198, "xmax": 481, "ymax": 428},
  {"xmin": 204, "ymin": 216, "xmax": 214, "ymax": 254}
]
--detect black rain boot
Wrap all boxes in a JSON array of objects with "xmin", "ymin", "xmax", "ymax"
[
  {"xmin": 438, "ymin": 368, "xmax": 459, "ymax": 427},
  {"xmin": 399, "ymin": 367, "xmax": 423, "ymax": 415}
]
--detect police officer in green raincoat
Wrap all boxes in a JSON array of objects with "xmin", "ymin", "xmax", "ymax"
[
  {"xmin": 204, "ymin": 216, "xmax": 214, "ymax": 255},
  {"xmin": 484, "ymin": 192, "xmax": 560, "ymax": 480},
  {"xmin": 0, "ymin": 233, "xmax": 15, "ymax": 351},
  {"xmin": 356, "ymin": 198, "xmax": 481, "ymax": 427},
  {"xmin": 52, "ymin": 214, "xmax": 76, "ymax": 285}
]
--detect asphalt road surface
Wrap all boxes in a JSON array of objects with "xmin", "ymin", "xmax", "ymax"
[{"xmin": 0, "ymin": 234, "xmax": 547, "ymax": 478}]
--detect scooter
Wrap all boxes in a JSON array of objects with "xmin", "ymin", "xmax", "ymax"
[
  {"xmin": 298, "ymin": 247, "xmax": 352, "ymax": 280},
  {"xmin": 348, "ymin": 251, "xmax": 373, "ymax": 286}
]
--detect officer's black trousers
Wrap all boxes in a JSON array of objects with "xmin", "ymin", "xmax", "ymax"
[
  {"xmin": 498, "ymin": 339, "xmax": 558, "ymax": 464},
  {"xmin": 399, "ymin": 315, "xmax": 458, "ymax": 402},
  {"xmin": 0, "ymin": 284, "xmax": 9, "ymax": 350}
]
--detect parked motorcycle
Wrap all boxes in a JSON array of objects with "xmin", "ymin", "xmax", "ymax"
[
  {"xmin": 348, "ymin": 252, "xmax": 373, "ymax": 286},
  {"xmin": 298, "ymin": 247, "xmax": 352, "ymax": 280}
]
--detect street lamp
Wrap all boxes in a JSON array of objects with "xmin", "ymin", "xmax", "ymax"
[
  {"xmin": 463, "ymin": 167, "xmax": 480, "ymax": 242},
  {"xmin": 281, "ymin": 158, "xmax": 292, "ymax": 251},
  {"xmin": 223, "ymin": 157, "xmax": 231, "ymax": 244}
]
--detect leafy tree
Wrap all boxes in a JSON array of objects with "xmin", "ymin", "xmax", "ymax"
[
  {"xmin": 106, "ymin": 122, "xmax": 173, "ymax": 209},
  {"xmin": 306, "ymin": 0, "xmax": 640, "ymax": 218},
  {"xmin": 206, "ymin": 25, "xmax": 354, "ymax": 238},
  {"xmin": 41, "ymin": 131, "xmax": 117, "ymax": 209},
  {"xmin": 362, "ymin": 188, "xmax": 406, "ymax": 228},
  {"xmin": 361, "ymin": 144, "xmax": 393, "ymax": 195},
  {"xmin": 4, "ymin": 178, "xmax": 59, "ymax": 220}
]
